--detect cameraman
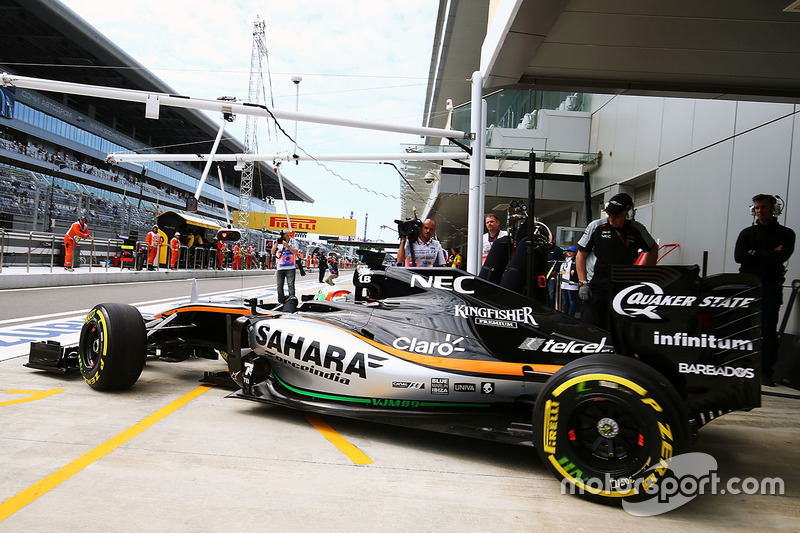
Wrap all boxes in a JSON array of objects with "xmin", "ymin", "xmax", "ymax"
[
  {"xmin": 271, "ymin": 231, "xmax": 300, "ymax": 304},
  {"xmin": 397, "ymin": 218, "xmax": 446, "ymax": 267}
]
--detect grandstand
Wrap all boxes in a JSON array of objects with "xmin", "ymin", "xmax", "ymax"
[{"xmin": 0, "ymin": 0, "xmax": 312, "ymax": 244}]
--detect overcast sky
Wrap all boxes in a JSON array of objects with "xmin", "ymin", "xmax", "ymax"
[{"xmin": 60, "ymin": 0, "xmax": 442, "ymax": 241}]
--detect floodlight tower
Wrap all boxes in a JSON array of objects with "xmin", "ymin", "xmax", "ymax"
[{"xmin": 239, "ymin": 17, "xmax": 269, "ymax": 232}]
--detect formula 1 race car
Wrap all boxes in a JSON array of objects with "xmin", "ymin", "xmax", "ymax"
[{"xmin": 27, "ymin": 262, "xmax": 762, "ymax": 503}]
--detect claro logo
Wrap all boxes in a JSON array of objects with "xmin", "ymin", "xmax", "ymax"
[
  {"xmin": 392, "ymin": 334, "xmax": 465, "ymax": 356},
  {"xmin": 613, "ymin": 283, "xmax": 755, "ymax": 320},
  {"xmin": 410, "ymin": 274, "xmax": 475, "ymax": 294}
]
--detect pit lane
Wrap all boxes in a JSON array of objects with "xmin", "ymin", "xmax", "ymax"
[{"xmin": 1, "ymin": 280, "xmax": 799, "ymax": 530}]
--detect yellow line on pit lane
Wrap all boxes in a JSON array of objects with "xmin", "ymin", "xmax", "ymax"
[
  {"xmin": 305, "ymin": 413, "xmax": 373, "ymax": 465},
  {"xmin": 0, "ymin": 389, "xmax": 65, "ymax": 407},
  {"xmin": 0, "ymin": 384, "xmax": 213, "ymax": 522}
]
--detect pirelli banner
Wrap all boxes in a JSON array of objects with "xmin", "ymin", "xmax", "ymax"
[{"xmin": 235, "ymin": 211, "xmax": 357, "ymax": 237}]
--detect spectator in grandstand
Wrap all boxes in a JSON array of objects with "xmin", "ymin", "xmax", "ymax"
[{"xmin": 63, "ymin": 213, "xmax": 90, "ymax": 270}]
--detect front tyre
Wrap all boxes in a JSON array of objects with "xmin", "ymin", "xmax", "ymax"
[
  {"xmin": 533, "ymin": 355, "xmax": 687, "ymax": 503},
  {"xmin": 78, "ymin": 303, "xmax": 146, "ymax": 390}
]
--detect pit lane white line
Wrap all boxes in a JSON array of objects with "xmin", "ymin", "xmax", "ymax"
[{"xmin": 0, "ymin": 280, "xmax": 342, "ymax": 361}]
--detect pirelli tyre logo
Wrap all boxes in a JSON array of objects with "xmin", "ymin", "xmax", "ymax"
[
  {"xmin": 542, "ymin": 400, "xmax": 559, "ymax": 454},
  {"xmin": 612, "ymin": 282, "xmax": 755, "ymax": 320}
]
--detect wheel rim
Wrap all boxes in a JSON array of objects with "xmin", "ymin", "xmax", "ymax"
[
  {"xmin": 81, "ymin": 322, "xmax": 102, "ymax": 371},
  {"xmin": 566, "ymin": 396, "xmax": 649, "ymax": 473}
]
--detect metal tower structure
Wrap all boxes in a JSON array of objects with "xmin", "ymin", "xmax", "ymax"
[{"xmin": 239, "ymin": 18, "xmax": 269, "ymax": 232}]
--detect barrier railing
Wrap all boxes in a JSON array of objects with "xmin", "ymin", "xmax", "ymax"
[
  {"xmin": 0, "ymin": 228, "xmax": 124, "ymax": 273},
  {"xmin": 1, "ymin": 228, "xmax": 275, "ymax": 274}
]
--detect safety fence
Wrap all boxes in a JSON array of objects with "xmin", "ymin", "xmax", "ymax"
[
  {"xmin": 0, "ymin": 228, "xmax": 122, "ymax": 273},
  {"xmin": 0, "ymin": 229, "xmax": 270, "ymax": 273}
]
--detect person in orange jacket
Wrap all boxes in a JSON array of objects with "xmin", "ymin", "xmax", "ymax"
[
  {"xmin": 145, "ymin": 225, "xmax": 162, "ymax": 271},
  {"xmin": 232, "ymin": 243, "xmax": 242, "ymax": 270},
  {"xmin": 169, "ymin": 232, "xmax": 181, "ymax": 269},
  {"xmin": 64, "ymin": 214, "xmax": 90, "ymax": 270},
  {"xmin": 216, "ymin": 239, "xmax": 227, "ymax": 270},
  {"xmin": 246, "ymin": 243, "xmax": 255, "ymax": 269}
]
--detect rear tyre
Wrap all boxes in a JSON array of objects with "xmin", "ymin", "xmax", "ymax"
[
  {"xmin": 78, "ymin": 303, "xmax": 147, "ymax": 390},
  {"xmin": 533, "ymin": 355, "xmax": 687, "ymax": 503}
]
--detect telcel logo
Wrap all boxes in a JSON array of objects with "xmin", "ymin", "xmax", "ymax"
[{"xmin": 410, "ymin": 274, "xmax": 475, "ymax": 294}]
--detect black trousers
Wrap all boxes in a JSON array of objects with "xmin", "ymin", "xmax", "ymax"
[{"xmin": 761, "ymin": 282, "xmax": 783, "ymax": 380}]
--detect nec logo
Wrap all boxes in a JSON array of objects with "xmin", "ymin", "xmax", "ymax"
[{"xmin": 410, "ymin": 274, "xmax": 475, "ymax": 294}]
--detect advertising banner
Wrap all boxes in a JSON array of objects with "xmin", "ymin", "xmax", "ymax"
[{"xmin": 236, "ymin": 211, "xmax": 357, "ymax": 237}]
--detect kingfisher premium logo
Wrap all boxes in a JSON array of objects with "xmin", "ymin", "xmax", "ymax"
[{"xmin": 453, "ymin": 305, "xmax": 538, "ymax": 327}]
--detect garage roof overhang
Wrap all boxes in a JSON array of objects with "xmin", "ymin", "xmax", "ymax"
[{"xmin": 481, "ymin": 0, "xmax": 800, "ymax": 102}]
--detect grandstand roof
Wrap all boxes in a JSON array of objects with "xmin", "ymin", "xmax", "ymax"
[{"xmin": 0, "ymin": 0, "xmax": 312, "ymax": 203}]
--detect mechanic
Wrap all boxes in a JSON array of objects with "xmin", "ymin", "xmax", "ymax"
[
  {"xmin": 145, "ymin": 225, "xmax": 162, "ymax": 271},
  {"xmin": 397, "ymin": 218, "xmax": 446, "ymax": 267},
  {"xmin": 317, "ymin": 249, "xmax": 328, "ymax": 283},
  {"xmin": 576, "ymin": 193, "xmax": 657, "ymax": 329},
  {"xmin": 545, "ymin": 238, "xmax": 565, "ymax": 308},
  {"xmin": 560, "ymin": 246, "xmax": 580, "ymax": 317},
  {"xmin": 482, "ymin": 213, "xmax": 508, "ymax": 265},
  {"xmin": 271, "ymin": 231, "xmax": 301, "ymax": 304},
  {"xmin": 734, "ymin": 194, "xmax": 795, "ymax": 386},
  {"xmin": 63, "ymin": 213, "xmax": 90, "ymax": 270},
  {"xmin": 169, "ymin": 231, "xmax": 181, "ymax": 269}
]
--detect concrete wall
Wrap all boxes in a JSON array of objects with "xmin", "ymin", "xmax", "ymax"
[{"xmin": 589, "ymin": 95, "xmax": 799, "ymax": 333}]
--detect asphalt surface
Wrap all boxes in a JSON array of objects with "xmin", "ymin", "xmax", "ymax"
[{"xmin": 1, "ymin": 266, "xmax": 799, "ymax": 531}]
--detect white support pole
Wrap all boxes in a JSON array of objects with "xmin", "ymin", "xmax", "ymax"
[
  {"xmin": 466, "ymin": 71, "xmax": 485, "ymax": 275},
  {"xmin": 274, "ymin": 162, "xmax": 292, "ymax": 233},
  {"xmin": 292, "ymin": 76, "xmax": 302, "ymax": 156},
  {"xmin": 477, "ymin": 97, "xmax": 487, "ymax": 257},
  {"xmin": 194, "ymin": 121, "xmax": 226, "ymax": 200},
  {"xmin": 216, "ymin": 166, "xmax": 231, "ymax": 226},
  {"xmin": 1, "ymin": 73, "xmax": 468, "ymax": 140},
  {"xmin": 107, "ymin": 152, "xmax": 467, "ymax": 164}
]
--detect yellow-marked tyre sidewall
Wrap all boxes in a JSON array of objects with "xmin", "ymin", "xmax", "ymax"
[
  {"xmin": 533, "ymin": 355, "xmax": 686, "ymax": 504},
  {"xmin": 78, "ymin": 303, "xmax": 146, "ymax": 391}
]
